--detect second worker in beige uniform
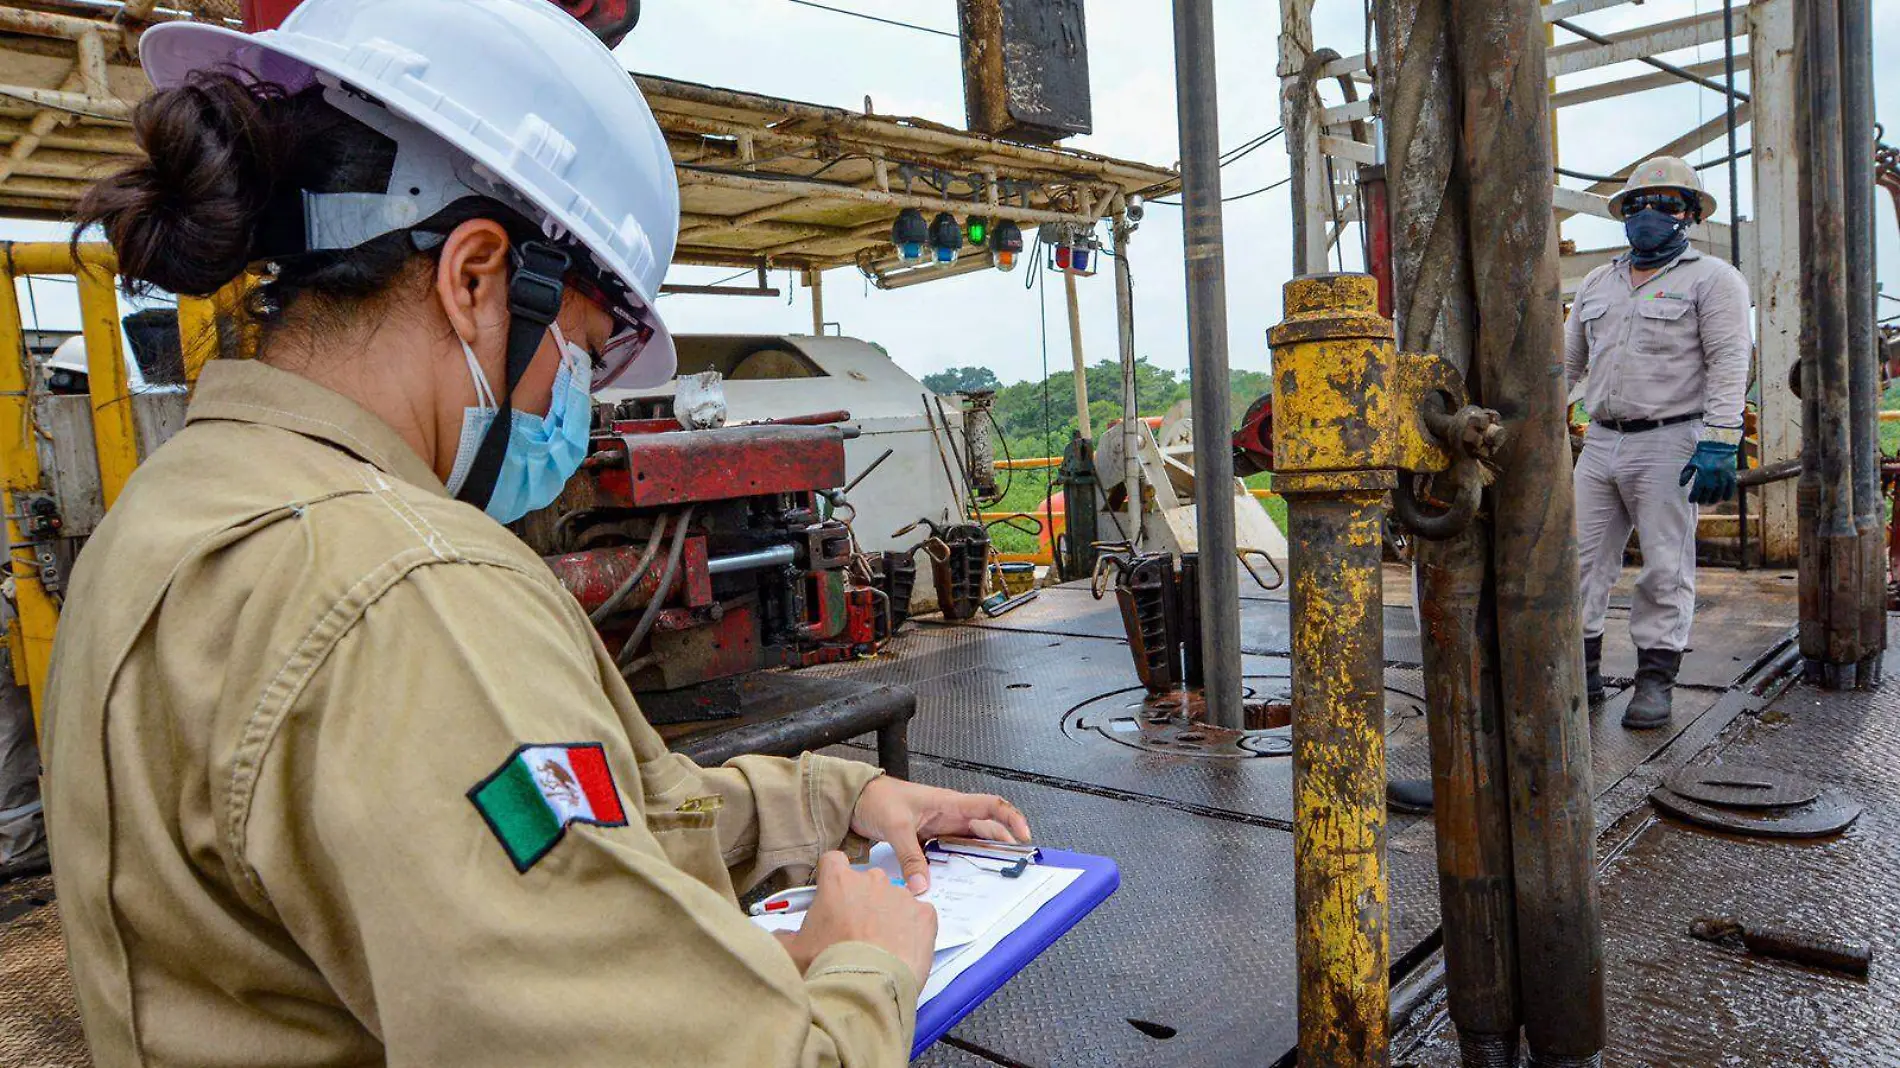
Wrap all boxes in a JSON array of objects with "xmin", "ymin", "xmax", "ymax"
[{"xmin": 43, "ymin": 4, "xmax": 1029, "ymax": 1065}]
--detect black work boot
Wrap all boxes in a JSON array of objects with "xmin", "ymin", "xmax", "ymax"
[
  {"xmin": 1386, "ymin": 778, "xmax": 1434, "ymax": 814},
  {"xmin": 1584, "ymin": 634, "xmax": 1605, "ymax": 704},
  {"xmin": 1622, "ymin": 648, "xmax": 1683, "ymax": 730}
]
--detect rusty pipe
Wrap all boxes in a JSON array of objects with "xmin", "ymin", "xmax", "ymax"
[
  {"xmin": 1840, "ymin": 0, "xmax": 1886, "ymax": 682},
  {"xmin": 1739, "ymin": 456, "xmax": 1803, "ymax": 488},
  {"xmin": 1445, "ymin": 0, "xmax": 1604, "ymax": 1058},
  {"xmin": 1285, "ymin": 482, "xmax": 1392, "ymax": 1068},
  {"xmin": 1798, "ymin": 0, "xmax": 1864, "ymax": 685},
  {"xmin": 1374, "ymin": 0, "xmax": 1521, "ymax": 1059},
  {"xmin": 1270, "ymin": 275, "xmax": 1410, "ymax": 1068}
]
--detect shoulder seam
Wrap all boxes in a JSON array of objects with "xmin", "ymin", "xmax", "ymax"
[
  {"xmin": 355, "ymin": 464, "xmax": 459, "ymax": 561},
  {"xmin": 222, "ymin": 550, "xmax": 549, "ymax": 900}
]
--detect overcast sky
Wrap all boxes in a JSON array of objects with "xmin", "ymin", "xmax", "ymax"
[{"xmin": 12, "ymin": 0, "xmax": 1900, "ymax": 390}]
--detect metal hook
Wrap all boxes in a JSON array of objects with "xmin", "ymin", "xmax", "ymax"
[{"xmin": 1237, "ymin": 547, "xmax": 1285, "ymax": 591}]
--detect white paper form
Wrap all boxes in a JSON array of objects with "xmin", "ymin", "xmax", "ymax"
[{"xmin": 751, "ymin": 843, "xmax": 1083, "ymax": 1002}]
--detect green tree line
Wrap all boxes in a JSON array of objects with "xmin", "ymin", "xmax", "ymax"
[{"xmin": 924, "ymin": 359, "xmax": 1274, "ymax": 461}]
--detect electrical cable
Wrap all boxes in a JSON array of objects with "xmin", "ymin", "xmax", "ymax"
[
  {"xmin": 1324, "ymin": 155, "xmax": 1346, "ymax": 272},
  {"xmin": 1038, "ymin": 258, "xmax": 1055, "ymax": 561},
  {"xmin": 1147, "ymin": 127, "xmax": 1286, "ymax": 201},
  {"xmin": 1150, "ymin": 173, "xmax": 1293, "ymax": 207},
  {"xmin": 1557, "ymin": 151, "xmax": 1753, "ymax": 187},
  {"xmin": 589, "ymin": 515, "xmax": 672, "ymax": 625},
  {"xmin": 617, "ymin": 503, "xmax": 697, "ymax": 672},
  {"xmin": 658, "ymin": 266, "xmax": 755, "ymax": 298},
  {"xmin": 784, "ymin": 0, "xmax": 957, "ymax": 38}
]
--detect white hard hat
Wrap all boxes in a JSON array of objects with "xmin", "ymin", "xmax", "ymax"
[
  {"xmin": 1607, "ymin": 156, "xmax": 1717, "ymax": 221},
  {"xmin": 45, "ymin": 335, "xmax": 88, "ymax": 377},
  {"xmin": 137, "ymin": 0, "xmax": 679, "ymax": 388}
]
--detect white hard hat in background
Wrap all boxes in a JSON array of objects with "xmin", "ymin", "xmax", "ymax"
[
  {"xmin": 45, "ymin": 335, "xmax": 88, "ymax": 377},
  {"xmin": 137, "ymin": 0, "xmax": 680, "ymax": 388},
  {"xmin": 1607, "ymin": 156, "xmax": 1718, "ymax": 221}
]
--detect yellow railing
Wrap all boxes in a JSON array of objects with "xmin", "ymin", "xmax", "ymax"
[{"xmin": 0, "ymin": 242, "xmax": 235, "ymax": 732}]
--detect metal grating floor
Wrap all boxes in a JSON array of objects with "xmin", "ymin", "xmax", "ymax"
[
  {"xmin": 0, "ymin": 565, "xmax": 1799, "ymax": 1066},
  {"xmin": 0, "ymin": 875, "xmax": 85, "ymax": 1068},
  {"xmin": 1400, "ymin": 621, "xmax": 1900, "ymax": 1068}
]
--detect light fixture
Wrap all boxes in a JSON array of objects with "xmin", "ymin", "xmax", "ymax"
[
  {"xmin": 991, "ymin": 219, "xmax": 1024, "ymax": 272},
  {"xmin": 966, "ymin": 216, "xmax": 990, "ymax": 246},
  {"xmin": 891, "ymin": 208, "xmax": 929, "ymax": 264},
  {"xmin": 1054, "ymin": 245, "xmax": 1073, "ymax": 271},
  {"xmin": 929, "ymin": 211, "xmax": 963, "ymax": 264},
  {"xmin": 1071, "ymin": 245, "xmax": 1093, "ymax": 273}
]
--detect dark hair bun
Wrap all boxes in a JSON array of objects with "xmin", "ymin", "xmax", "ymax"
[{"xmin": 77, "ymin": 72, "xmax": 288, "ymax": 297}]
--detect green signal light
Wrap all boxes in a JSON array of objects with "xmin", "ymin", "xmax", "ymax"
[{"xmin": 966, "ymin": 217, "xmax": 989, "ymax": 245}]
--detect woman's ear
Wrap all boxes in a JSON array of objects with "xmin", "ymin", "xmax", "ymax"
[{"xmin": 434, "ymin": 219, "xmax": 513, "ymax": 348}]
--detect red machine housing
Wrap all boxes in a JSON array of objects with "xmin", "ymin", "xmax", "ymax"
[{"xmin": 527, "ymin": 412, "xmax": 884, "ymax": 696}]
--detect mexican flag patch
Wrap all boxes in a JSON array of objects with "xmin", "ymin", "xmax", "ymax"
[{"xmin": 468, "ymin": 743, "xmax": 629, "ymax": 872}]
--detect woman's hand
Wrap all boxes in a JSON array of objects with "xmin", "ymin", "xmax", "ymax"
[
  {"xmin": 776, "ymin": 851, "xmax": 937, "ymax": 983},
  {"xmin": 849, "ymin": 777, "xmax": 1032, "ymax": 894}
]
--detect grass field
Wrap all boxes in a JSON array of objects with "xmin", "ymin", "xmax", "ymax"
[{"xmin": 978, "ymin": 463, "xmax": 1287, "ymax": 557}]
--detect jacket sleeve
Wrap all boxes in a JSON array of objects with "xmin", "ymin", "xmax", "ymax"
[
  {"xmin": 239, "ymin": 561, "xmax": 918, "ymax": 1068},
  {"xmin": 1698, "ymin": 264, "xmax": 1753, "ymax": 439},
  {"xmin": 1563, "ymin": 288, "xmax": 1590, "ymax": 392},
  {"xmin": 675, "ymin": 750, "xmax": 886, "ymax": 893}
]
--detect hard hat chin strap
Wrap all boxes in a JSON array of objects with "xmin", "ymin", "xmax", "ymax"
[{"xmin": 454, "ymin": 241, "xmax": 570, "ymax": 512}]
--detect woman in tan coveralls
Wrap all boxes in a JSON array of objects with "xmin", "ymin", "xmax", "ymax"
[{"xmin": 41, "ymin": 2, "xmax": 1028, "ymax": 1065}]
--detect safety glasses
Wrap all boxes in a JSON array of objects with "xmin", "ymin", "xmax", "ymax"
[
  {"xmin": 1621, "ymin": 192, "xmax": 1691, "ymax": 218},
  {"xmin": 564, "ymin": 270, "xmax": 659, "ymax": 390}
]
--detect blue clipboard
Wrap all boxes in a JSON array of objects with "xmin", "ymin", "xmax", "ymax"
[{"xmin": 911, "ymin": 848, "xmax": 1120, "ymax": 1059}]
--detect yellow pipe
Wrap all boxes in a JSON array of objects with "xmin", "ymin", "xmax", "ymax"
[
  {"xmin": 996, "ymin": 456, "xmax": 1062, "ymax": 470},
  {"xmin": 75, "ymin": 262, "xmax": 140, "ymax": 505},
  {"xmin": 1270, "ymin": 274, "xmax": 1405, "ymax": 1068},
  {"xmin": 1880, "ymin": 410, "xmax": 1900, "ymax": 423},
  {"xmin": 995, "ymin": 551, "xmax": 1049, "ymax": 566},
  {"xmin": 177, "ymin": 295, "xmax": 220, "ymax": 382},
  {"xmin": 0, "ymin": 264, "xmax": 59, "ymax": 734},
  {"xmin": 5, "ymin": 240, "xmax": 114, "ymax": 276}
]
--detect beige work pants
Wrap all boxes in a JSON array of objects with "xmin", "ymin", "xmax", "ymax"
[{"xmin": 1575, "ymin": 420, "xmax": 1700, "ymax": 653}]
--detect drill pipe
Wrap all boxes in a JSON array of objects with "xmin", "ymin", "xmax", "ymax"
[
  {"xmin": 1445, "ymin": 0, "xmax": 1604, "ymax": 1060},
  {"xmin": 1286, "ymin": 483, "xmax": 1392, "ymax": 1068},
  {"xmin": 1373, "ymin": 0, "xmax": 1520, "ymax": 1059},
  {"xmin": 1797, "ymin": 0, "xmax": 1862, "ymax": 685},
  {"xmin": 1171, "ymin": 0, "xmax": 1244, "ymax": 730},
  {"xmin": 1840, "ymin": 0, "xmax": 1886, "ymax": 682}
]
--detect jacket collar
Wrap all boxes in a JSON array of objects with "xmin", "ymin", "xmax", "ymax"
[
  {"xmin": 1617, "ymin": 245, "xmax": 1702, "ymax": 271},
  {"xmin": 186, "ymin": 360, "xmax": 449, "ymax": 498}
]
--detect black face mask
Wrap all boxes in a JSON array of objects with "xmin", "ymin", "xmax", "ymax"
[{"xmin": 1624, "ymin": 208, "xmax": 1689, "ymax": 268}]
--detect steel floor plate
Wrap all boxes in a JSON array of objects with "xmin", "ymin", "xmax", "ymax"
[
  {"xmin": 0, "ymin": 875, "xmax": 85, "ymax": 1068},
  {"xmin": 820, "ymin": 750, "xmax": 1444, "ymax": 1068},
  {"xmin": 1400, "ymin": 624, "xmax": 1900, "ymax": 1068},
  {"xmin": 939, "ymin": 588, "xmax": 1426, "ymax": 664},
  {"xmin": 798, "ymin": 621, "xmax": 1732, "ymax": 833}
]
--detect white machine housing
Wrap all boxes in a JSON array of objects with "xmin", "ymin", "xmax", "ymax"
[{"xmin": 601, "ymin": 334, "xmax": 973, "ymax": 607}]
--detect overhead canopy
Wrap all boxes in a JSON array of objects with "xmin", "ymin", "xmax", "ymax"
[
  {"xmin": 643, "ymin": 75, "xmax": 1177, "ymax": 273},
  {"xmin": 0, "ymin": 9, "xmax": 1176, "ymax": 283}
]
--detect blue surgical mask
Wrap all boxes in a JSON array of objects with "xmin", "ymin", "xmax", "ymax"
[
  {"xmin": 444, "ymin": 325, "xmax": 596, "ymax": 524},
  {"xmin": 1624, "ymin": 208, "xmax": 1688, "ymax": 268}
]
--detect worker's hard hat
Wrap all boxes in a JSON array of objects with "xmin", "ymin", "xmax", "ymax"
[
  {"xmin": 45, "ymin": 335, "xmax": 88, "ymax": 377},
  {"xmin": 136, "ymin": 0, "xmax": 678, "ymax": 388},
  {"xmin": 1607, "ymin": 156, "xmax": 1718, "ymax": 221}
]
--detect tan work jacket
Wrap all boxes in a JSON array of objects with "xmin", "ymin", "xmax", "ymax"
[
  {"xmin": 42, "ymin": 360, "xmax": 916, "ymax": 1067},
  {"xmin": 1563, "ymin": 246, "xmax": 1752, "ymax": 439}
]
